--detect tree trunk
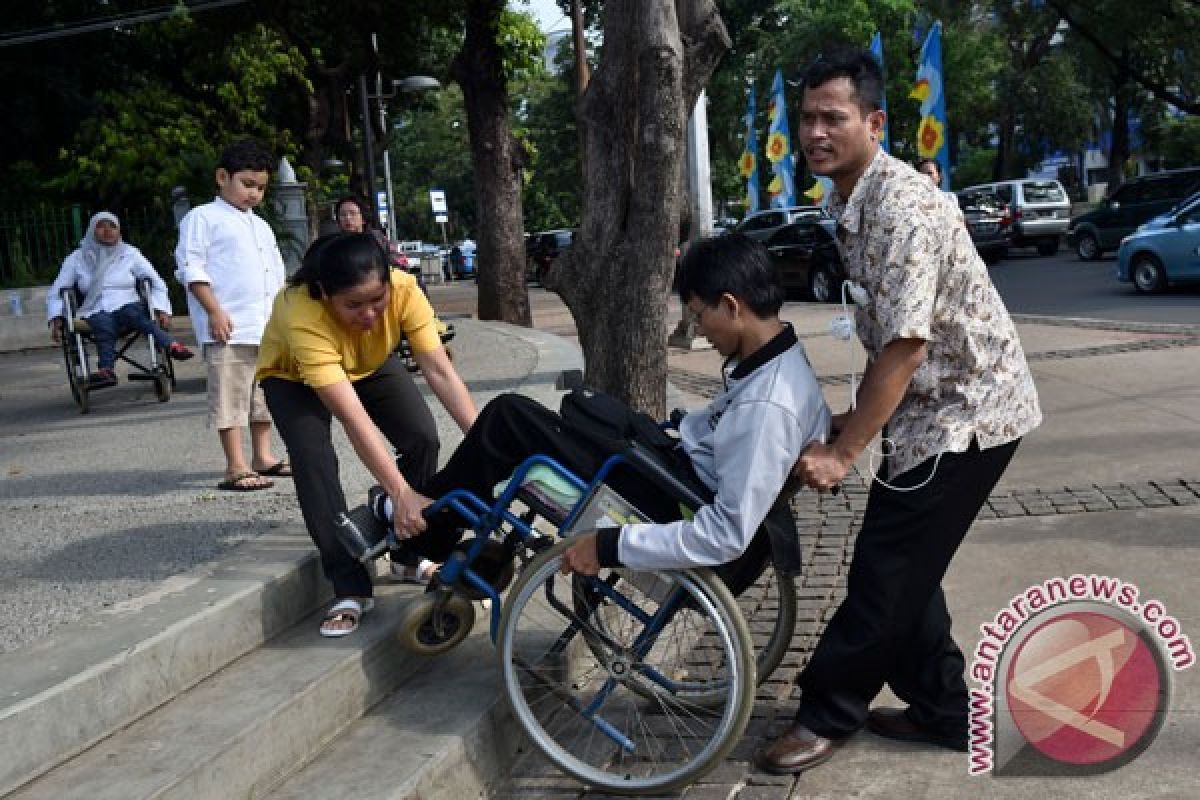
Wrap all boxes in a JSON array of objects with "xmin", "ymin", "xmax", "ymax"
[
  {"xmin": 452, "ymin": 0, "xmax": 532, "ymax": 326},
  {"xmin": 1106, "ymin": 65, "xmax": 1132, "ymax": 189},
  {"xmin": 543, "ymin": 0, "xmax": 728, "ymax": 416}
]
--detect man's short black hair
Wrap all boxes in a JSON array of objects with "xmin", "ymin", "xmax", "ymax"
[
  {"xmin": 217, "ymin": 139, "xmax": 274, "ymax": 175},
  {"xmin": 676, "ymin": 233, "xmax": 784, "ymax": 317},
  {"xmin": 801, "ymin": 47, "xmax": 885, "ymax": 115}
]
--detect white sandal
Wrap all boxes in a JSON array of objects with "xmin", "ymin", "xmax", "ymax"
[
  {"xmin": 388, "ymin": 558, "xmax": 438, "ymax": 585},
  {"xmin": 319, "ymin": 597, "xmax": 375, "ymax": 638}
]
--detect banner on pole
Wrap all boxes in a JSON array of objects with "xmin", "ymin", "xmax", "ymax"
[
  {"xmin": 739, "ymin": 85, "xmax": 761, "ymax": 215},
  {"xmin": 766, "ymin": 69, "xmax": 796, "ymax": 208},
  {"xmin": 911, "ymin": 21, "xmax": 950, "ymax": 189}
]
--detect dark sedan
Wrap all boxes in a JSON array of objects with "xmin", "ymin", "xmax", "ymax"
[
  {"xmin": 764, "ymin": 219, "xmax": 844, "ymax": 302},
  {"xmin": 957, "ymin": 188, "xmax": 1012, "ymax": 263}
]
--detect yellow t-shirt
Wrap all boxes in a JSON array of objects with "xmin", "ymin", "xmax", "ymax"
[{"xmin": 255, "ymin": 270, "xmax": 440, "ymax": 388}]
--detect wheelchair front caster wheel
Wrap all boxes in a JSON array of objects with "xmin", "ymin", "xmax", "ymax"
[{"xmin": 396, "ymin": 592, "xmax": 475, "ymax": 655}]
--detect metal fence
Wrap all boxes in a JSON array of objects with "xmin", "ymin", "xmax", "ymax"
[{"xmin": 0, "ymin": 204, "xmax": 176, "ymax": 288}]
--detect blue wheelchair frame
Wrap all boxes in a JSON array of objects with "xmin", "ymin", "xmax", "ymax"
[{"xmin": 423, "ymin": 447, "xmax": 666, "ymax": 641}]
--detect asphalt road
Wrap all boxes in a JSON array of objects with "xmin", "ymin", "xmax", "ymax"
[{"xmin": 988, "ymin": 244, "xmax": 1200, "ymax": 324}]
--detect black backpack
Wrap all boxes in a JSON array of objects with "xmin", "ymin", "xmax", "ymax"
[{"xmin": 558, "ymin": 387, "xmax": 677, "ymax": 457}]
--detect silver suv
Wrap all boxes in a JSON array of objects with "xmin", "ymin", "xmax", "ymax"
[
  {"xmin": 958, "ymin": 179, "xmax": 1070, "ymax": 256},
  {"xmin": 735, "ymin": 205, "xmax": 833, "ymax": 242}
]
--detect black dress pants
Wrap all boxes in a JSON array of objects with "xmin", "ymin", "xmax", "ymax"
[
  {"xmin": 406, "ymin": 393, "xmax": 690, "ymax": 563},
  {"xmin": 795, "ymin": 438, "xmax": 1020, "ymax": 739},
  {"xmin": 262, "ymin": 356, "xmax": 439, "ymax": 598}
]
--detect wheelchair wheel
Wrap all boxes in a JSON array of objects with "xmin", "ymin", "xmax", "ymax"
[
  {"xmin": 396, "ymin": 591, "xmax": 476, "ymax": 656},
  {"xmin": 157, "ymin": 340, "xmax": 178, "ymax": 389},
  {"xmin": 573, "ymin": 561, "xmax": 797, "ymax": 707},
  {"xmin": 61, "ymin": 336, "xmax": 89, "ymax": 414},
  {"xmin": 154, "ymin": 371, "xmax": 171, "ymax": 403},
  {"xmin": 497, "ymin": 539, "xmax": 754, "ymax": 795},
  {"xmin": 743, "ymin": 564, "xmax": 797, "ymax": 688}
]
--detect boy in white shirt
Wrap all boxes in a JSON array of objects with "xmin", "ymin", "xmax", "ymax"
[{"xmin": 175, "ymin": 140, "xmax": 289, "ymax": 491}]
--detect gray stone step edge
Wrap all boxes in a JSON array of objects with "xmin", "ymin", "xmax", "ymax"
[
  {"xmin": 7, "ymin": 585, "xmax": 439, "ymax": 800},
  {"xmin": 0, "ymin": 534, "xmax": 331, "ymax": 797},
  {"xmin": 266, "ymin": 633, "xmax": 524, "ymax": 800},
  {"xmin": 0, "ymin": 320, "xmax": 581, "ymax": 798}
]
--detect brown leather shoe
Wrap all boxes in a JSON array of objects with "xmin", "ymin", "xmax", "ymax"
[
  {"xmin": 754, "ymin": 722, "xmax": 840, "ymax": 775},
  {"xmin": 867, "ymin": 707, "xmax": 967, "ymax": 752}
]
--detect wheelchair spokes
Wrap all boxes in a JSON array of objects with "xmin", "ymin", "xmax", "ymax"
[{"xmin": 497, "ymin": 538, "xmax": 755, "ymax": 794}]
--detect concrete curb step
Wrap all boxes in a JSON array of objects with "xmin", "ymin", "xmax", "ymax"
[
  {"xmin": 0, "ymin": 532, "xmax": 330, "ymax": 798},
  {"xmin": 7, "ymin": 582, "xmax": 440, "ymax": 800},
  {"xmin": 267, "ymin": 632, "xmax": 522, "ymax": 800}
]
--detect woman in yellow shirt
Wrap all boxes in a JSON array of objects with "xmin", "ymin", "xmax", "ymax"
[{"xmin": 257, "ymin": 233, "xmax": 477, "ymax": 637}]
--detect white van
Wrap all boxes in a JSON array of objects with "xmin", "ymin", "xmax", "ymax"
[{"xmin": 958, "ymin": 179, "xmax": 1070, "ymax": 256}]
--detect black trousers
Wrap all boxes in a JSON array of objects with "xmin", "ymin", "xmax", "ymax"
[
  {"xmin": 796, "ymin": 437, "xmax": 1020, "ymax": 739},
  {"xmin": 406, "ymin": 393, "xmax": 781, "ymax": 598},
  {"xmin": 262, "ymin": 355, "xmax": 439, "ymax": 598},
  {"xmin": 406, "ymin": 393, "xmax": 693, "ymax": 563}
]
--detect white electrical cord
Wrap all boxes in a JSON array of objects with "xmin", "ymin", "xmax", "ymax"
[{"xmin": 829, "ymin": 279, "xmax": 942, "ymax": 493}]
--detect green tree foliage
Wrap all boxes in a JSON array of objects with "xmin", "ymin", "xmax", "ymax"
[
  {"xmin": 387, "ymin": 86, "xmax": 476, "ymax": 241},
  {"xmin": 514, "ymin": 44, "xmax": 582, "ymax": 232},
  {"xmin": 1141, "ymin": 114, "xmax": 1200, "ymax": 169},
  {"xmin": 55, "ymin": 19, "xmax": 310, "ymax": 205}
]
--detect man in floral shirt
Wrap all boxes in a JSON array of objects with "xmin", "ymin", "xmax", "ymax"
[{"xmin": 756, "ymin": 49, "xmax": 1041, "ymax": 775}]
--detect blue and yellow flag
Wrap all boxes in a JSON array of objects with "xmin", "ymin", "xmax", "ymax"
[
  {"xmin": 911, "ymin": 21, "xmax": 950, "ymax": 189},
  {"xmin": 739, "ymin": 85, "xmax": 760, "ymax": 214},
  {"xmin": 869, "ymin": 32, "xmax": 891, "ymax": 153},
  {"xmin": 803, "ymin": 176, "xmax": 834, "ymax": 208},
  {"xmin": 765, "ymin": 69, "xmax": 796, "ymax": 208}
]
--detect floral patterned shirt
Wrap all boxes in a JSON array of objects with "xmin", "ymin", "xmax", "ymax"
[{"xmin": 827, "ymin": 149, "xmax": 1042, "ymax": 475}]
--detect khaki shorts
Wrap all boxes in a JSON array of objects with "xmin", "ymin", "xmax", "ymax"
[{"xmin": 204, "ymin": 343, "xmax": 272, "ymax": 429}]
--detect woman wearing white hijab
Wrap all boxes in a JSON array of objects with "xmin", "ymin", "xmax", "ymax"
[{"xmin": 47, "ymin": 211, "xmax": 194, "ymax": 384}]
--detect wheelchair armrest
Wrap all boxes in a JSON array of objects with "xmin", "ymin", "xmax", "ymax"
[{"xmin": 622, "ymin": 441, "xmax": 709, "ymax": 511}]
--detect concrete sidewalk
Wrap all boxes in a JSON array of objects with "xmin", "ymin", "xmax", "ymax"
[{"xmin": 1, "ymin": 283, "xmax": 1198, "ymax": 798}]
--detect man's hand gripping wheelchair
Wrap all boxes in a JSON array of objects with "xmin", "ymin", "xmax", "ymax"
[{"xmin": 334, "ymin": 442, "xmax": 803, "ymax": 795}]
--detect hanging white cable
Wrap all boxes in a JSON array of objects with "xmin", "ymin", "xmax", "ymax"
[{"xmin": 830, "ymin": 279, "xmax": 942, "ymax": 493}]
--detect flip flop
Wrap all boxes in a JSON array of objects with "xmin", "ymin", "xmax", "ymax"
[
  {"xmin": 256, "ymin": 461, "xmax": 293, "ymax": 477},
  {"xmin": 217, "ymin": 471, "xmax": 274, "ymax": 491},
  {"xmin": 319, "ymin": 597, "xmax": 375, "ymax": 638}
]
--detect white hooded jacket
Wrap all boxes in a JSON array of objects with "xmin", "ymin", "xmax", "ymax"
[{"xmin": 46, "ymin": 212, "xmax": 171, "ymax": 321}]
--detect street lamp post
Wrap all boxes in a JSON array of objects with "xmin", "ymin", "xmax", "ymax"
[
  {"xmin": 358, "ymin": 73, "xmax": 379, "ymax": 220},
  {"xmin": 378, "ymin": 75, "xmax": 441, "ymax": 241},
  {"xmin": 358, "ymin": 32, "xmax": 441, "ymax": 240}
]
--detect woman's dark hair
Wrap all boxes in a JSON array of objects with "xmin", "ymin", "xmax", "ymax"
[
  {"xmin": 289, "ymin": 233, "xmax": 391, "ymax": 299},
  {"xmin": 217, "ymin": 139, "xmax": 274, "ymax": 174},
  {"xmin": 676, "ymin": 232, "xmax": 784, "ymax": 317},
  {"xmin": 333, "ymin": 195, "xmax": 378, "ymax": 230},
  {"xmin": 916, "ymin": 158, "xmax": 941, "ymax": 178}
]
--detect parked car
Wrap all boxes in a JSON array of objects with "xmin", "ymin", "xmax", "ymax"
[
  {"xmin": 1068, "ymin": 167, "xmax": 1200, "ymax": 261},
  {"xmin": 763, "ymin": 218, "xmax": 844, "ymax": 302},
  {"xmin": 735, "ymin": 205, "xmax": 832, "ymax": 242},
  {"xmin": 529, "ymin": 229, "xmax": 575, "ymax": 282},
  {"xmin": 956, "ymin": 188, "xmax": 1012, "ymax": 263},
  {"xmin": 1116, "ymin": 190, "xmax": 1200, "ymax": 294},
  {"xmin": 958, "ymin": 178, "xmax": 1070, "ymax": 256}
]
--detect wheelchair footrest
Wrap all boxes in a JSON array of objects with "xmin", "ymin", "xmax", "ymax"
[{"xmin": 126, "ymin": 372, "xmax": 159, "ymax": 381}]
